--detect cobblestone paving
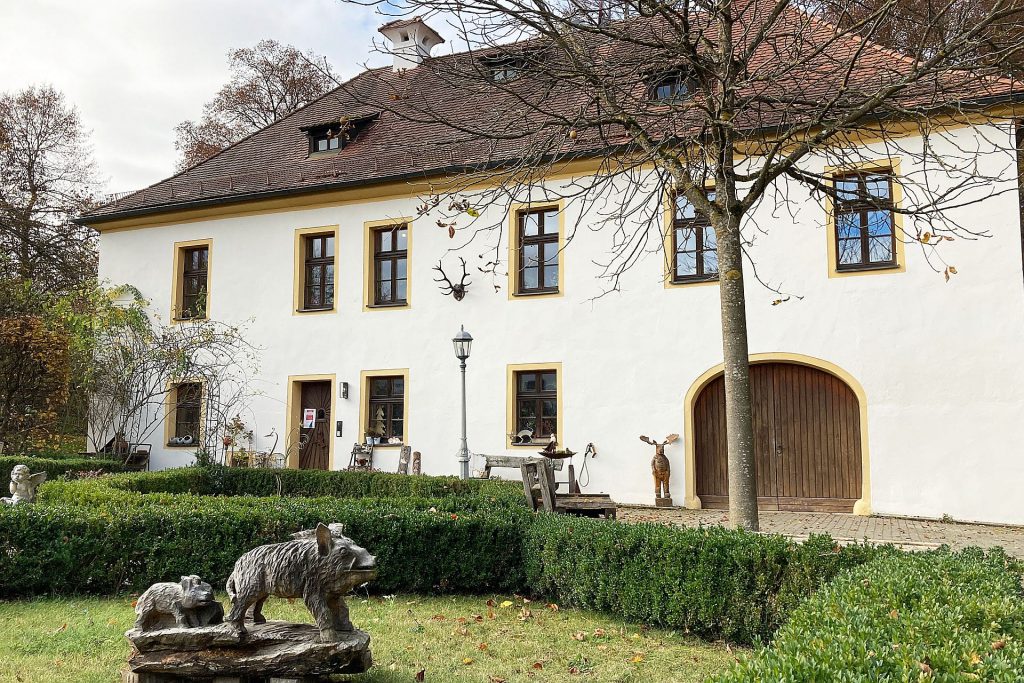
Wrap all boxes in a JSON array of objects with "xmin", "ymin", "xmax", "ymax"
[{"xmin": 617, "ymin": 506, "xmax": 1024, "ymax": 557}]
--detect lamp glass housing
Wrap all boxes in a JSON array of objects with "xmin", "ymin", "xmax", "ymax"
[{"xmin": 453, "ymin": 326, "xmax": 473, "ymax": 361}]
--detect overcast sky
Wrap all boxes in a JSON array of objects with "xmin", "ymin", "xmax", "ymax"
[{"xmin": 0, "ymin": 0, "xmax": 394, "ymax": 193}]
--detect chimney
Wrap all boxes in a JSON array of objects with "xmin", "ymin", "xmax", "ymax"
[{"xmin": 378, "ymin": 17, "xmax": 444, "ymax": 71}]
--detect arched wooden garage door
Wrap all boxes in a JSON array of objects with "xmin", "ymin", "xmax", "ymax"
[{"xmin": 694, "ymin": 363, "xmax": 862, "ymax": 512}]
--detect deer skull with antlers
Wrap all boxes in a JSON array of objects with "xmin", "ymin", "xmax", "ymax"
[{"xmin": 433, "ymin": 257, "xmax": 471, "ymax": 301}]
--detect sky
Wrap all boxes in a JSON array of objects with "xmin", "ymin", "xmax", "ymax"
[{"xmin": 0, "ymin": 0, "xmax": 395, "ymax": 194}]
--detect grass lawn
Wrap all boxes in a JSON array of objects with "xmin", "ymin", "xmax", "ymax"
[{"xmin": 0, "ymin": 594, "xmax": 737, "ymax": 683}]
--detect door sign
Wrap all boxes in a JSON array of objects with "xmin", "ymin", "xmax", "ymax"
[{"xmin": 302, "ymin": 408, "xmax": 316, "ymax": 429}]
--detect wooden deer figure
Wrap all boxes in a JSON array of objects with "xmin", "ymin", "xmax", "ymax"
[{"xmin": 640, "ymin": 434, "xmax": 679, "ymax": 502}]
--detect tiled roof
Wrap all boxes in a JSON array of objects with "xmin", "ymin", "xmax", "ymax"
[{"xmin": 81, "ymin": 9, "xmax": 1017, "ymax": 224}]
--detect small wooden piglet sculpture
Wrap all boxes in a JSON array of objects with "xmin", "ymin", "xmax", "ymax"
[{"xmin": 640, "ymin": 434, "xmax": 679, "ymax": 501}]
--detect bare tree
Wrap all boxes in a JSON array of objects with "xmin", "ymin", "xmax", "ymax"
[
  {"xmin": 327, "ymin": 0, "xmax": 1023, "ymax": 529},
  {"xmin": 0, "ymin": 85, "xmax": 99, "ymax": 296},
  {"xmin": 174, "ymin": 39, "xmax": 337, "ymax": 170},
  {"xmin": 85, "ymin": 291, "xmax": 260, "ymax": 463}
]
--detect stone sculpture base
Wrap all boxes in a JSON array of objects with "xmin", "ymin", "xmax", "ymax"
[
  {"xmin": 655, "ymin": 496, "xmax": 673, "ymax": 508},
  {"xmin": 124, "ymin": 621, "xmax": 371, "ymax": 682}
]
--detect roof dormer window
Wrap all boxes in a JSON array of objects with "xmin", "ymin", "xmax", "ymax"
[
  {"xmin": 650, "ymin": 70, "xmax": 694, "ymax": 103},
  {"xmin": 491, "ymin": 60, "xmax": 522, "ymax": 83},
  {"xmin": 302, "ymin": 113, "xmax": 380, "ymax": 157},
  {"xmin": 310, "ymin": 126, "xmax": 342, "ymax": 153}
]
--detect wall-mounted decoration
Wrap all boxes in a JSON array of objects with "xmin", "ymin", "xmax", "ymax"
[{"xmin": 433, "ymin": 257, "xmax": 471, "ymax": 300}]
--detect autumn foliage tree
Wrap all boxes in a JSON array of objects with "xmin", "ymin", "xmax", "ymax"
[
  {"xmin": 174, "ymin": 39, "xmax": 336, "ymax": 170},
  {"xmin": 0, "ymin": 85, "xmax": 99, "ymax": 297},
  {"xmin": 0, "ymin": 314, "xmax": 71, "ymax": 454}
]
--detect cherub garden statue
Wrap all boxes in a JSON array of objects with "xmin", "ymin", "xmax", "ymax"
[
  {"xmin": 2, "ymin": 464, "xmax": 47, "ymax": 505},
  {"xmin": 639, "ymin": 434, "xmax": 679, "ymax": 506}
]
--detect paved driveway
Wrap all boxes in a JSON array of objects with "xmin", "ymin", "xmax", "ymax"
[{"xmin": 618, "ymin": 506, "xmax": 1024, "ymax": 557}]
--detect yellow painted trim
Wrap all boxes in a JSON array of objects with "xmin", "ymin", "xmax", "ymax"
[
  {"xmin": 682, "ymin": 352, "xmax": 872, "ymax": 515},
  {"xmin": 824, "ymin": 158, "xmax": 906, "ymax": 278},
  {"xmin": 359, "ymin": 368, "xmax": 411, "ymax": 449},
  {"xmin": 507, "ymin": 201, "xmax": 566, "ymax": 300},
  {"xmin": 163, "ymin": 380, "xmax": 206, "ymax": 450},
  {"xmin": 284, "ymin": 373, "xmax": 337, "ymax": 470},
  {"xmin": 362, "ymin": 217, "xmax": 413, "ymax": 312},
  {"xmin": 292, "ymin": 225, "xmax": 340, "ymax": 315},
  {"xmin": 170, "ymin": 238, "xmax": 213, "ymax": 323},
  {"xmin": 506, "ymin": 362, "xmax": 563, "ymax": 448},
  {"xmin": 662, "ymin": 183, "xmax": 721, "ymax": 289}
]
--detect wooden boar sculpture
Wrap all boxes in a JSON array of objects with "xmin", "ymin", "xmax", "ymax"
[
  {"xmin": 225, "ymin": 523, "xmax": 377, "ymax": 642},
  {"xmin": 640, "ymin": 434, "xmax": 679, "ymax": 506}
]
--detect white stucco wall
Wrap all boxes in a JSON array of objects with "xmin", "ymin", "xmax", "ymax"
[{"xmin": 97, "ymin": 122, "xmax": 1024, "ymax": 525}]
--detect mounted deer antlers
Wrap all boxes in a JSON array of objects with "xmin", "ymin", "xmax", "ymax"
[{"xmin": 433, "ymin": 257, "xmax": 471, "ymax": 301}]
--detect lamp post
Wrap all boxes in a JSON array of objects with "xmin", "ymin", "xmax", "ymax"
[{"xmin": 452, "ymin": 325, "xmax": 473, "ymax": 479}]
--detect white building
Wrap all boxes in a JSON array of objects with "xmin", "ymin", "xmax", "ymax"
[{"xmin": 82, "ymin": 18, "xmax": 1024, "ymax": 525}]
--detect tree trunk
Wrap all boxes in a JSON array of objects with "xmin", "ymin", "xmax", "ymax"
[{"xmin": 715, "ymin": 214, "xmax": 759, "ymax": 531}]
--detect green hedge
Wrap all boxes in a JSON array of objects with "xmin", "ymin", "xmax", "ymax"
[
  {"xmin": 522, "ymin": 514, "xmax": 885, "ymax": 644},
  {"xmin": 0, "ymin": 498, "xmax": 531, "ymax": 597},
  {"xmin": 715, "ymin": 549, "xmax": 1024, "ymax": 680},
  {"xmin": 38, "ymin": 466, "xmax": 523, "ymax": 505},
  {"xmin": 0, "ymin": 456, "xmax": 130, "ymax": 487},
  {"xmin": 1, "ymin": 472, "xmax": 888, "ymax": 646}
]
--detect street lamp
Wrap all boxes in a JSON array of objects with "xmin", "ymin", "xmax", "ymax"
[{"xmin": 453, "ymin": 325, "xmax": 473, "ymax": 479}]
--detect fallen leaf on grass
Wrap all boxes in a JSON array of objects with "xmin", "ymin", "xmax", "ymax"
[
  {"xmin": 454, "ymin": 627, "xmax": 470, "ymax": 636},
  {"xmin": 53, "ymin": 623, "xmax": 67, "ymax": 634},
  {"xmin": 486, "ymin": 599, "xmax": 495, "ymax": 607},
  {"xmin": 547, "ymin": 603, "xmax": 559, "ymax": 612},
  {"xmin": 631, "ymin": 655, "xmax": 645, "ymax": 663},
  {"xmin": 532, "ymin": 662, "xmax": 544, "ymax": 670},
  {"xmin": 519, "ymin": 608, "xmax": 532, "ymax": 621},
  {"xmin": 472, "ymin": 614, "xmax": 484, "ymax": 622},
  {"xmin": 572, "ymin": 631, "xmax": 586, "ymax": 641},
  {"xmin": 992, "ymin": 640, "xmax": 1006, "ymax": 650},
  {"xmin": 415, "ymin": 669, "xmax": 425, "ymax": 681},
  {"xmin": 500, "ymin": 600, "xmax": 514, "ymax": 608},
  {"xmin": 970, "ymin": 652, "xmax": 982, "ymax": 665},
  {"xmin": 430, "ymin": 614, "xmax": 447, "ymax": 621},
  {"xmin": 478, "ymin": 642, "xmax": 489, "ymax": 651},
  {"xmin": 593, "ymin": 628, "xmax": 606, "ymax": 637},
  {"xmin": 488, "ymin": 676, "xmax": 507, "ymax": 683},
  {"xmin": 463, "ymin": 657, "xmax": 474, "ymax": 665}
]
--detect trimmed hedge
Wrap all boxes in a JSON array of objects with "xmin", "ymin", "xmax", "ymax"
[
  {"xmin": 715, "ymin": 549, "xmax": 1024, "ymax": 680},
  {"xmin": 0, "ymin": 498, "xmax": 531, "ymax": 597},
  {"xmin": 522, "ymin": 514, "xmax": 885, "ymax": 644},
  {"xmin": 38, "ymin": 466, "xmax": 524, "ymax": 506},
  {"xmin": 1, "ymin": 468, "xmax": 889, "ymax": 646},
  {"xmin": 0, "ymin": 456, "xmax": 130, "ymax": 487}
]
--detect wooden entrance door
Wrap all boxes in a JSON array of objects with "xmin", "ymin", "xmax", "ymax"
[
  {"xmin": 694, "ymin": 363, "xmax": 861, "ymax": 512},
  {"xmin": 298, "ymin": 381, "xmax": 331, "ymax": 470}
]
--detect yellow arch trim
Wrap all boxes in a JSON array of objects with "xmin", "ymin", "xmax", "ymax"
[{"xmin": 682, "ymin": 352, "xmax": 871, "ymax": 516}]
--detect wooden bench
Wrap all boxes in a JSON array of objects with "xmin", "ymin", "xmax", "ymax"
[
  {"xmin": 482, "ymin": 454, "xmax": 563, "ymax": 480},
  {"xmin": 518, "ymin": 458, "xmax": 617, "ymax": 519}
]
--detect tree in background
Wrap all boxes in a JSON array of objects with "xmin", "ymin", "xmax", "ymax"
[
  {"xmin": 335, "ymin": 0, "xmax": 1024, "ymax": 529},
  {"xmin": 0, "ymin": 85, "xmax": 99, "ymax": 298},
  {"xmin": 174, "ymin": 39, "xmax": 336, "ymax": 170}
]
